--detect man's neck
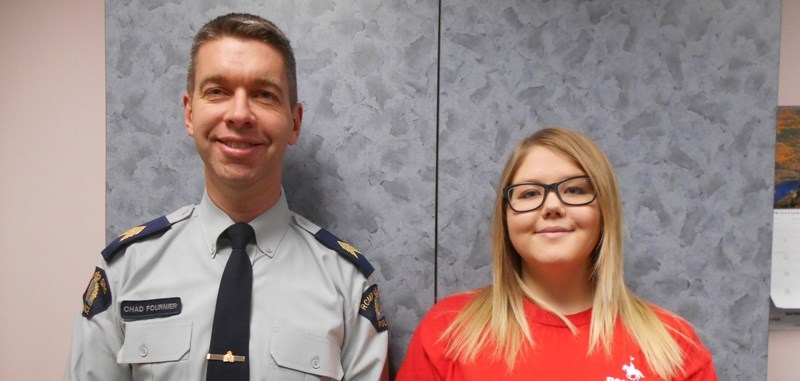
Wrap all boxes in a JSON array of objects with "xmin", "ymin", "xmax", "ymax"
[{"xmin": 206, "ymin": 180, "xmax": 281, "ymax": 223}]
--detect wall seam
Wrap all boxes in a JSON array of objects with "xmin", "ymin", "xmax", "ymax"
[{"xmin": 434, "ymin": 0, "xmax": 442, "ymax": 303}]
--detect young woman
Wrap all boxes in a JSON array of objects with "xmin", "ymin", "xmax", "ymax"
[{"xmin": 397, "ymin": 127, "xmax": 716, "ymax": 380}]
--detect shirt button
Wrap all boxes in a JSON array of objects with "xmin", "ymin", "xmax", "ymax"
[
  {"xmin": 311, "ymin": 357, "xmax": 320, "ymax": 369},
  {"xmin": 139, "ymin": 345, "xmax": 148, "ymax": 357}
]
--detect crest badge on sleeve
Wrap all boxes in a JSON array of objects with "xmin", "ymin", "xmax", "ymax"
[
  {"xmin": 358, "ymin": 284, "xmax": 388, "ymax": 332},
  {"xmin": 82, "ymin": 267, "xmax": 111, "ymax": 319}
]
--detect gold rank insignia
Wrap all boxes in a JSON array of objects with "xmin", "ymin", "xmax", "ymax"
[
  {"xmin": 314, "ymin": 228, "xmax": 374, "ymax": 277},
  {"xmin": 118, "ymin": 225, "xmax": 146, "ymax": 242},
  {"xmin": 102, "ymin": 215, "xmax": 173, "ymax": 262},
  {"xmin": 338, "ymin": 240, "xmax": 360, "ymax": 259}
]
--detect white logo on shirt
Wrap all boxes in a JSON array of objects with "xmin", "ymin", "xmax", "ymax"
[{"xmin": 606, "ymin": 356, "xmax": 645, "ymax": 381}]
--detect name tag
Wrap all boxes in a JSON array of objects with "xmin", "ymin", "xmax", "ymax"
[{"xmin": 121, "ymin": 297, "xmax": 182, "ymax": 321}]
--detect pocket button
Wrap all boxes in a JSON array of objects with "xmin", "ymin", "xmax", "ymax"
[
  {"xmin": 139, "ymin": 345, "xmax": 148, "ymax": 357},
  {"xmin": 311, "ymin": 357, "xmax": 320, "ymax": 369}
]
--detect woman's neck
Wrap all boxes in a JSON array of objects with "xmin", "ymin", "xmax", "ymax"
[{"xmin": 521, "ymin": 263, "xmax": 594, "ymax": 315}]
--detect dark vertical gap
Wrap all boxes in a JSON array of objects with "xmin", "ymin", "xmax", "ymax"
[{"xmin": 434, "ymin": 0, "xmax": 442, "ymax": 304}]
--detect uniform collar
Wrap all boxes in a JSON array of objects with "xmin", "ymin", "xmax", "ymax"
[{"xmin": 198, "ymin": 188, "xmax": 290, "ymax": 258}]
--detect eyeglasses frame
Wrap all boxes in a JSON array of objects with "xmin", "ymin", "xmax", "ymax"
[{"xmin": 502, "ymin": 175, "xmax": 597, "ymax": 213}]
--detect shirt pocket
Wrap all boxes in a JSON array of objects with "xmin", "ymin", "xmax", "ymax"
[
  {"xmin": 118, "ymin": 320, "xmax": 192, "ymax": 381},
  {"xmin": 268, "ymin": 328, "xmax": 344, "ymax": 380}
]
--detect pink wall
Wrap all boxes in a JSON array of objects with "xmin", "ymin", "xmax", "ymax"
[
  {"xmin": 0, "ymin": 0, "xmax": 105, "ymax": 379},
  {"xmin": 780, "ymin": 0, "xmax": 800, "ymax": 106}
]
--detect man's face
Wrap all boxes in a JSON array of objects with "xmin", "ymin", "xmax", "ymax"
[{"xmin": 183, "ymin": 36, "xmax": 302, "ymax": 193}]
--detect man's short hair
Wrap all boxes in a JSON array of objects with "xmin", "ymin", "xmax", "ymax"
[{"xmin": 187, "ymin": 13, "xmax": 298, "ymax": 105}]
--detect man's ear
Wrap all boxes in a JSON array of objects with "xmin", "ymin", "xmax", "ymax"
[
  {"xmin": 183, "ymin": 92, "xmax": 194, "ymax": 137},
  {"xmin": 289, "ymin": 102, "xmax": 303, "ymax": 145}
]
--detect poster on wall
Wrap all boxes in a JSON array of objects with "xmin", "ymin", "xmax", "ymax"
[{"xmin": 771, "ymin": 106, "xmax": 800, "ymax": 312}]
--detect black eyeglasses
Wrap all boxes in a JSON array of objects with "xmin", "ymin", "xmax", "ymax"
[{"xmin": 503, "ymin": 175, "xmax": 597, "ymax": 212}]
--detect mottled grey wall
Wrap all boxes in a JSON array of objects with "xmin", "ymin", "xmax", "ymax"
[
  {"xmin": 107, "ymin": 0, "xmax": 779, "ymax": 379},
  {"xmin": 437, "ymin": 1, "xmax": 778, "ymax": 380},
  {"xmin": 105, "ymin": 0, "xmax": 437, "ymax": 373}
]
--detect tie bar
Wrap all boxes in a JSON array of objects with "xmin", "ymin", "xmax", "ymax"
[{"xmin": 207, "ymin": 351, "xmax": 245, "ymax": 363}]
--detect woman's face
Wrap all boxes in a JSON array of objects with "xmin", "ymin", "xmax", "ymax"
[{"xmin": 506, "ymin": 146, "xmax": 601, "ymax": 274}]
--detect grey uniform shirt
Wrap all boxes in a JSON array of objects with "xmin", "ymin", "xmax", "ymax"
[{"xmin": 66, "ymin": 190, "xmax": 389, "ymax": 380}]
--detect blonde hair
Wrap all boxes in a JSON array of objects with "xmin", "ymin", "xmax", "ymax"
[{"xmin": 441, "ymin": 127, "xmax": 686, "ymax": 379}]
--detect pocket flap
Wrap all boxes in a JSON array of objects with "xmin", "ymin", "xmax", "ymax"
[
  {"xmin": 270, "ymin": 329, "xmax": 344, "ymax": 379},
  {"xmin": 118, "ymin": 321, "xmax": 192, "ymax": 364}
]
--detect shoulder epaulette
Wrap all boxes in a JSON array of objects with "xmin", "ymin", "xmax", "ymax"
[
  {"xmin": 293, "ymin": 214, "xmax": 374, "ymax": 277},
  {"xmin": 101, "ymin": 206, "xmax": 194, "ymax": 262},
  {"xmin": 101, "ymin": 216, "xmax": 171, "ymax": 262},
  {"xmin": 314, "ymin": 228, "xmax": 375, "ymax": 278}
]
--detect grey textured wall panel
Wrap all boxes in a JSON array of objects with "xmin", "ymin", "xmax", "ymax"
[
  {"xmin": 105, "ymin": 0, "xmax": 438, "ymax": 373},
  {"xmin": 108, "ymin": 0, "xmax": 779, "ymax": 378},
  {"xmin": 437, "ymin": 1, "xmax": 778, "ymax": 380}
]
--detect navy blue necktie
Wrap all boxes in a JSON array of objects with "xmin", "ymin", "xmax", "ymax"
[{"xmin": 206, "ymin": 222, "xmax": 255, "ymax": 381}]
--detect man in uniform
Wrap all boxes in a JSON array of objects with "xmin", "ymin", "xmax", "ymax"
[{"xmin": 66, "ymin": 13, "xmax": 389, "ymax": 380}]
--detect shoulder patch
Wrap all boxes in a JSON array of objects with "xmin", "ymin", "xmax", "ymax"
[
  {"xmin": 359, "ymin": 284, "xmax": 388, "ymax": 332},
  {"xmin": 82, "ymin": 267, "xmax": 111, "ymax": 319},
  {"xmin": 314, "ymin": 228, "xmax": 375, "ymax": 278},
  {"xmin": 102, "ymin": 216, "xmax": 172, "ymax": 262}
]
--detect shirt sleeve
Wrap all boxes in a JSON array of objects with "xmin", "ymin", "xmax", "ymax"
[
  {"xmin": 678, "ymin": 331, "xmax": 718, "ymax": 381},
  {"xmin": 339, "ymin": 277, "xmax": 389, "ymax": 381},
  {"xmin": 683, "ymin": 358, "xmax": 718, "ymax": 381},
  {"xmin": 658, "ymin": 308, "xmax": 718, "ymax": 381},
  {"xmin": 64, "ymin": 263, "xmax": 131, "ymax": 381},
  {"xmin": 395, "ymin": 312, "xmax": 445, "ymax": 381},
  {"xmin": 396, "ymin": 294, "xmax": 473, "ymax": 381}
]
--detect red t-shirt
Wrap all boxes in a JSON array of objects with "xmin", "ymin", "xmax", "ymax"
[{"xmin": 397, "ymin": 291, "xmax": 716, "ymax": 381}]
